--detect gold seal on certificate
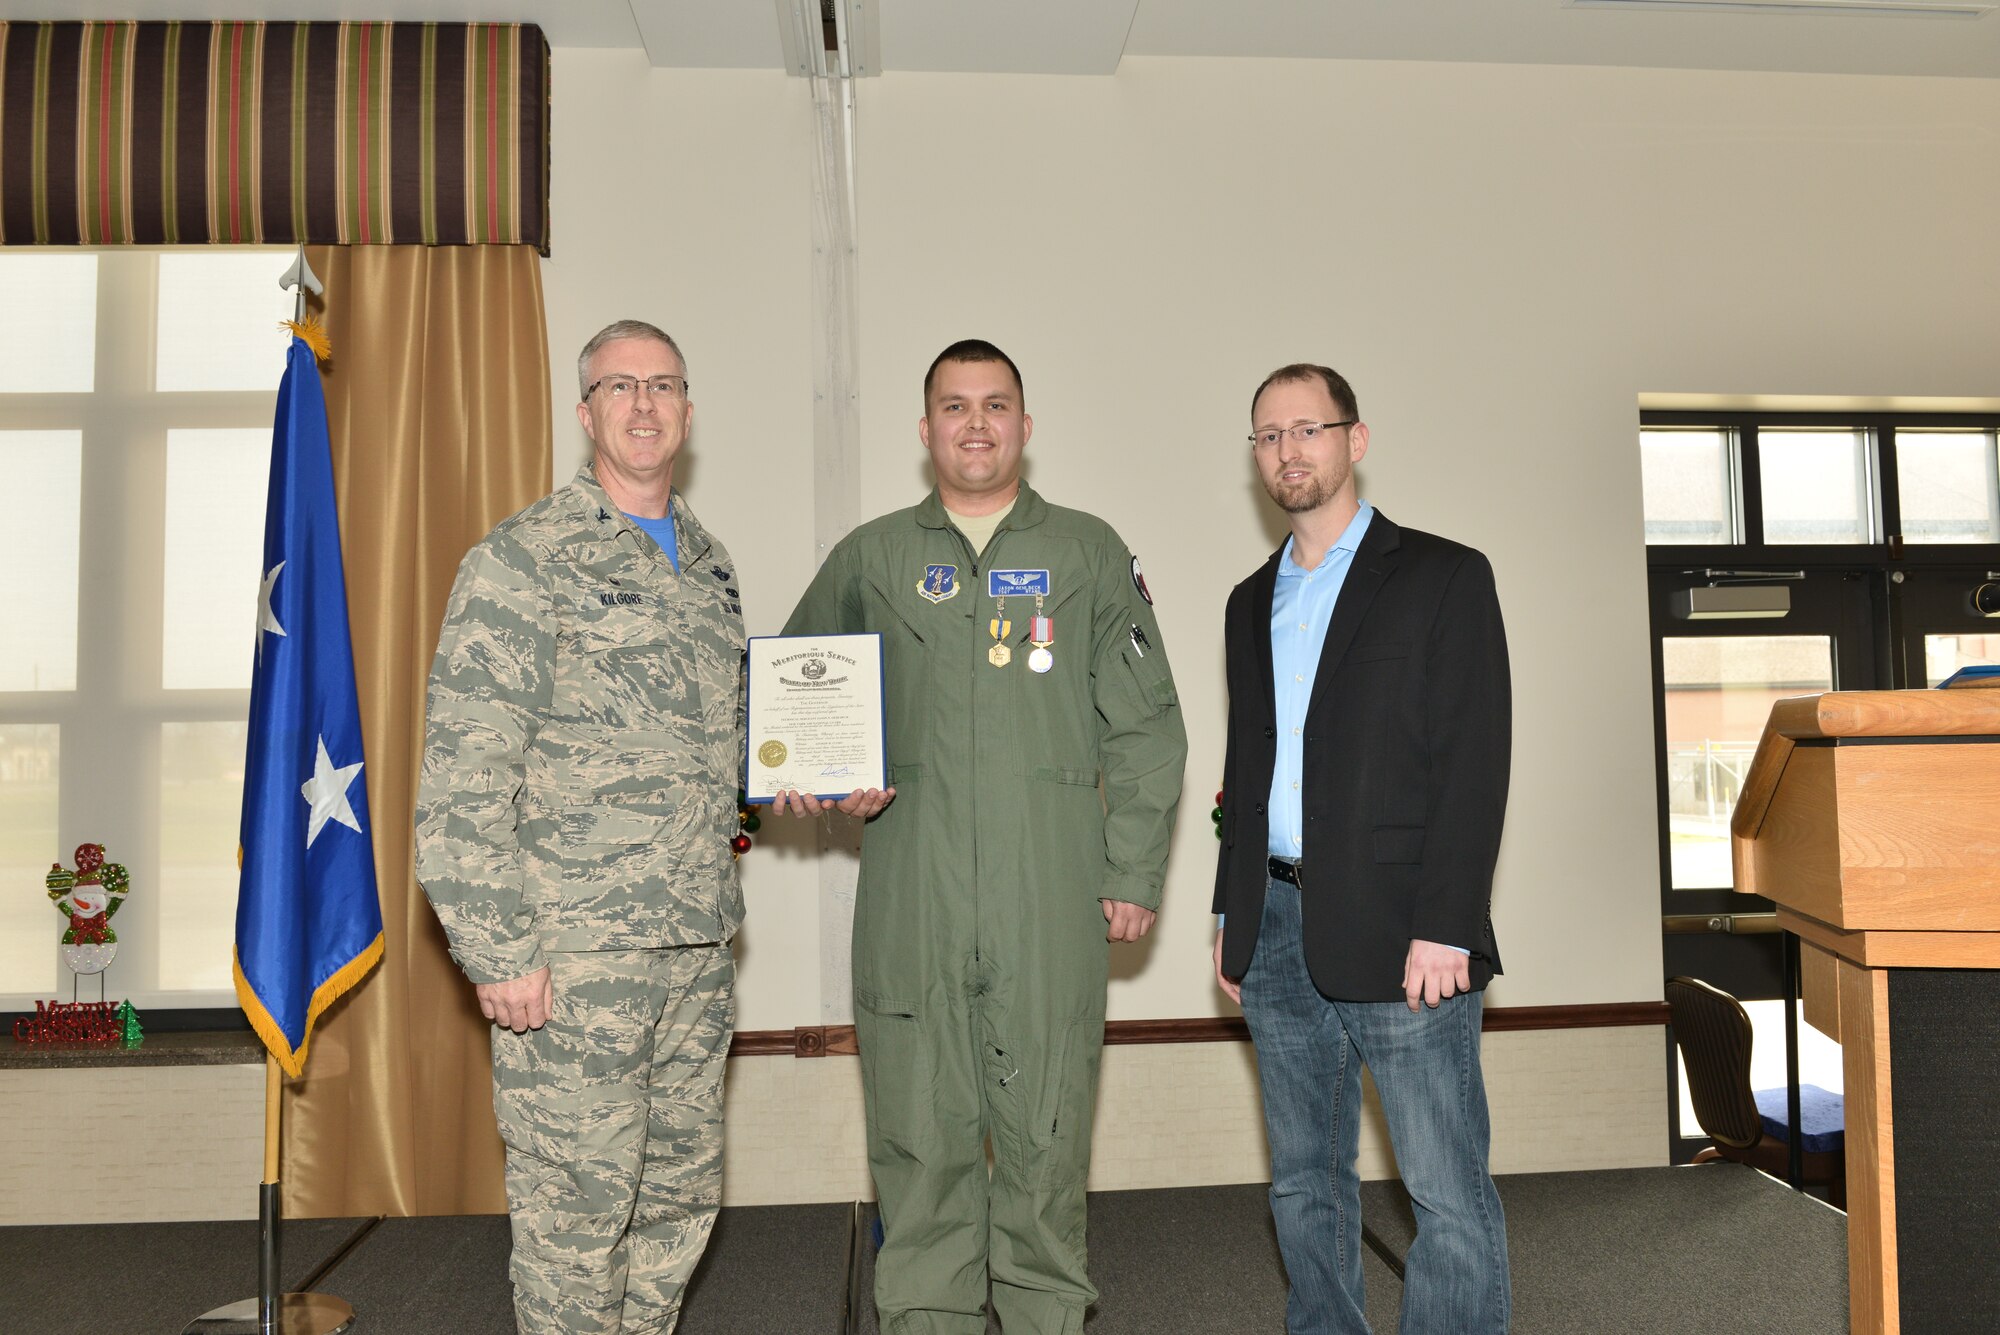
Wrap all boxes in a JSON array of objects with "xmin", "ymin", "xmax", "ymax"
[{"xmin": 745, "ymin": 633, "xmax": 887, "ymax": 802}]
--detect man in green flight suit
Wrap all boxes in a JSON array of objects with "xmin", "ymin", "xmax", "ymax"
[{"xmin": 775, "ymin": 340, "xmax": 1187, "ymax": 1334}]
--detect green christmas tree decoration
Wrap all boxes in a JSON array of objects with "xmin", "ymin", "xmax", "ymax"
[{"xmin": 118, "ymin": 998, "xmax": 144, "ymax": 1050}]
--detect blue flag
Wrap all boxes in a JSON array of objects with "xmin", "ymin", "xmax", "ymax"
[{"xmin": 234, "ymin": 333, "xmax": 384, "ymax": 1078}]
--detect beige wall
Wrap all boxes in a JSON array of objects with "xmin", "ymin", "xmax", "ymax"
[
  {"xmin": 541, "ymin": 52, "xmax": 2000, "ymax": 1029},
  {"xmin": 719, "ymin": 1026, "xmax": 1670, "ymax": 1206},
  {"xmin": 0, "ymin": 1063, "xmax": 265, "ymax": 1225},
  {"xmin": 541, "ymin": 54, "xmax": 832, "ymax": 1034},
  {"xmin": 853, "ymin": 58, "xmax": 2000, "ymax": 1021},
  {"xmin": 1, "ymin": 1024, "xmax": 1665, "ymax": 1223}
]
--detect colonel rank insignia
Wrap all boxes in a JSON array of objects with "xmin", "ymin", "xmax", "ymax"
[{"xmin": 918, "ymin": 563, "xmax": 960, "ymax": 603}]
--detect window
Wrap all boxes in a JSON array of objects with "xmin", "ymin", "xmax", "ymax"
[
  {"xmin": 0, "ymin": 250, "xmax": 290, "ymax": 1011},
  {"xmin": 1639, "ymin": 429, "xmax": 1737, "ymax": 546},
  {"xmin": 1896, "ymin": 429, "xmax": 2000, "ymax": 545},
  {"xmin": 1757, "ymin": 429, "xmax": 1874, "ymax": 546}
]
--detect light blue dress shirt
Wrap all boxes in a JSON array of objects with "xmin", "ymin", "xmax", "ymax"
[
  {"xmin": 1235, "ymin": 504, "xmax": 1469, "ymax": 955},
  {"xmin": 1268, "ymin": 503, "xmax": 1375, "ymax": 857}
]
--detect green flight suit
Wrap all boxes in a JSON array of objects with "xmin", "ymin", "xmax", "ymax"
[{"xmin": 783, "ymin": 484, "xmax": 1186, "ymax": 1335}]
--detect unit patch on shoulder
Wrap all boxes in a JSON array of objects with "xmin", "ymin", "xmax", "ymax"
[
  {"xmin": 918, "ymin": 564, "xmax": 960, "ymax": 604},
  {"xmin": 1130, "ymin": 555, "xmax": 1153, "ymax": 606}
]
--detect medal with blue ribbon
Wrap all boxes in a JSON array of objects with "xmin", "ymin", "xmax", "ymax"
[{"xmin": 988, "ymin": 611, "xmax": 1013, "ymax": 667}]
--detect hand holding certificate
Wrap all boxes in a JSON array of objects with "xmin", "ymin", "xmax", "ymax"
[{"xmin": 746, "ymin": 634, "xmax": 889, "ymax": 805}]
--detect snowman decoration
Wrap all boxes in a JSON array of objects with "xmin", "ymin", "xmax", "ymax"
[{"xmin": 46, "ymin": 843, "xmax": 131, "ymax": 976}]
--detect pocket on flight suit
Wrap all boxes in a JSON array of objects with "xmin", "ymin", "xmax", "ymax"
[
  {"xmin": 1117, "ymin": 644, "xmax": 1178, "ymax": 716},
  {"xmin": 1034, "ymin": 1015, "xmax": 1104, "ymax": 1190},
  {"xmin": 854, "ymin": 988, "xmax": 935, "ymax": 1159}
]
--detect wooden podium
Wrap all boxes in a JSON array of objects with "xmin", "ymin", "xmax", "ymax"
[{"xmin": 1731, "ymin": 689, "xmax": 2000, "ymax": 1334}]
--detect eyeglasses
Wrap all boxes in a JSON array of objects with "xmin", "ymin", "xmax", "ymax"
[
  {"xmin": 1248, "ymin": 420, "xmax": 1356, "ymax": 451},
  {"xmin": 585, "ymin": 374, "xmax": 689, "ymax": 401}
]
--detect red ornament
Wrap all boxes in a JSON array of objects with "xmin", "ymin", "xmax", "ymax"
[
  {"xmin": 730, "ymin": 833, "xmax": 752, "ymax": 855},
  {"xmin": 1214, "ymin": 790, "xmax": 1224, "ymax": 807}
]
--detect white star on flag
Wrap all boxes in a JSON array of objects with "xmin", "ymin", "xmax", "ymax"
[
  {"xmin": 301, "ymin": 736, "xmax": 365, "ymax": 849},
  {"xmin": 258, "ymin": 561, "xmax": 288, "ymax": 660}
]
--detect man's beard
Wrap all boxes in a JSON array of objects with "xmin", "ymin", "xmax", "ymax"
[{"xmin": 1264, "ymin": 467, "xmax": 1342, "ymax": 515}]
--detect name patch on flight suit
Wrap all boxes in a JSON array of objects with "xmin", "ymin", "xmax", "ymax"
[{"xmin": 987, "ymin": 569, "xmax": 1051, "ymax": 598}]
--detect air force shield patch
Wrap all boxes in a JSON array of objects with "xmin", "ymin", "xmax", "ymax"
[{"xmin": 918, "ymin": 563, "xmax": 960, "ymax": 603}]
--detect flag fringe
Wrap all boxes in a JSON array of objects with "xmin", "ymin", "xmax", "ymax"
[
  {"xmin": 281, "ymin": 317, "xmax": 333, "ymax": 363},
  {"xmin": 233, "ymin": 932, "xmax": 384, "ymax": 1080}
]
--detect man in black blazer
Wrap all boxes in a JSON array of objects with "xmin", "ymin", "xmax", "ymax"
[{"xmin": 1213, "ymin": 363, "xmax": 1511, "ymax": 1334}]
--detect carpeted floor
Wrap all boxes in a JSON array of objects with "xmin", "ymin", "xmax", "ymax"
[
  {"xmin": 1360, "ymin": 1163, "xmax": 1849, "ymax": 1334},
  {"xmin": 0, "ymin": 1215, "xmax": 370, "ymax": 1335},
  {"xmin": 0, "ymin": 1168, "xmax": 1846, "ymax": 1334},
  {"xmin": 849, "ymin": 1186, "xmax": 1403, "ymax": 1333}
]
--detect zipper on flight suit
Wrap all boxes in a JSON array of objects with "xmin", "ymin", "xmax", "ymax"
[
  {"xmin": 950, "ymin": 502, "xmax": 1020, "ymax": 978},
  {"xmin": 953, "ymin": 524, "xmax": 985, "ymax": 967}
]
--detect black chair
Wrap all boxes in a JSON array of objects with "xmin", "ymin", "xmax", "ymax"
[{"xmin": 1665, "ymin": 975, "xmax": 1845, "ymax": 1208}]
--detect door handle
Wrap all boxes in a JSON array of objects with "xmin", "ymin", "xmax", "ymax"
[{"xmin": 1661, "ymin": 912, "xmax": 1780, "ymax": 935}]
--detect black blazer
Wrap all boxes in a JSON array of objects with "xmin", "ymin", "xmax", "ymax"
[{"xmin": 1212, "ymin": 509, "xmax": 1511, "ymax": 1003}]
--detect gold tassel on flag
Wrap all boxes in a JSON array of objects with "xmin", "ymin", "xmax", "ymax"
[{"xmin": 280, "ymin": 317, "xmax": 332, "ymax": 363}]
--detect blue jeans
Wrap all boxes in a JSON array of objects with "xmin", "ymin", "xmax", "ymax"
[{"xmin": 1240, "ymin": 877, "xmax": 1510, "ymax": 1335}]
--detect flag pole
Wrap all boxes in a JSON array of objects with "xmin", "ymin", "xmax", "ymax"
[
  {"xmin": 260, "ymin": 1055, "xmax": 282, "ymax": 1331},
  {"xmin": 181, "ymin": 251, "xmax": 360, "ymax": 1335}
]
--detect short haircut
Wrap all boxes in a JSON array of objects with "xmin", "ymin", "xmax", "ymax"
[
  {"xmin": 577, "ymin": 320, "xmax": 685, "ymax": 399},
  {"xmin": 1251, "ymin": 363, "xmax": 1358, "ymax": 424},
  {"xmin": 924, "ymin": 339, "xmax": 1023, "ymax": 410}
]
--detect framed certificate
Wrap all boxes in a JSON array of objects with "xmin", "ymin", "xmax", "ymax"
[{"xmin": 744, "ymin": 633, "xmax": 888, "ymax": 802}]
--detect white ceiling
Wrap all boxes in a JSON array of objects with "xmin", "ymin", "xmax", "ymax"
[{"xmin": 7, "ymin": 0, "xmax": 2000, "ymax": 79}]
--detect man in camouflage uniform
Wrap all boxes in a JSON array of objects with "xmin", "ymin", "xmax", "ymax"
[
  {"xmin": 776, "ymin": 340, "xmax": 1187, "ymax": 1334},
  {"xmin": 416, "ymin": 320, "xmax": 745, "ymax": 1335}
]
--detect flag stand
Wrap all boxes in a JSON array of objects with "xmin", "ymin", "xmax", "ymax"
[{"xmin": 182, "ymin": 1057, "xmax": 355, "ymax": 1334}]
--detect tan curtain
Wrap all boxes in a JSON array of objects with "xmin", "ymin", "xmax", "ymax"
[{"xmin": 281, "ymin": 244, "xmax": 551, "ymax": 1217}]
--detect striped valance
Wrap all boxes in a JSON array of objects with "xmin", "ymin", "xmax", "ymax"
[{"xmin": 0, "ymin": 21, "xmax": 549, "ymax": 252}]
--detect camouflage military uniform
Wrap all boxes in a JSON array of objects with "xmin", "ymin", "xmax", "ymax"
[
  {"xmin": 784, "ymin": 484, "xmax": 1186, "ymax": 1335},
  {"xmin": 417, "ymin": 459, "xmax": 745, "ymax": 1335}
]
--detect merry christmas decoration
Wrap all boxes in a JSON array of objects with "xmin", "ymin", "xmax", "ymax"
[
  {"xmin": 1213, "ymin": 789, "xmax": 1224, "ymax": 840},
  {"xmin": 46, "ymin": 843, "xmax": 131, "ymax": 975},
  {"xmin": 13, "ymin": 999, "xmax": 122, "ymax": 1045}
]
